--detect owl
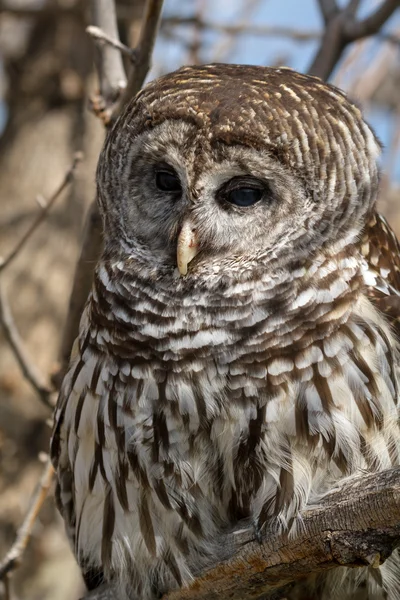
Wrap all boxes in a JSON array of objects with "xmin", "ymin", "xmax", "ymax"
[{"xmin": 51, "ymin": 64, "xmax": 400, "ymax": 600}]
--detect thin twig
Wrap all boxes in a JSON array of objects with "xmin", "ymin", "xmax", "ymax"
[
  {"xmin": 0, "ymin": 281, "xmax": 55, "ymax": 409},
  {"xmin": 114, "ymin": 0, "xmax": 164, "ymax": 118},
  {"xmin": 162, "ymin": 18, "xmax": 321, "ymax": 41},
  {"xmin": 0, "ymin": 152, "xmax": 82, "ymax": 273},
  {"xmin": 86, "ymin": 25, "xmax": 137, "ymax": 60},
  {"xmin": 161, "ymin": 14, "xmax": 400, "ymax": 45},
  {"xmin": 0, "ymin": 460, "xmax": 55, "ymax": 580}
]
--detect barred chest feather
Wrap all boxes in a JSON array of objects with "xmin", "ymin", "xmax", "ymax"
[{"xmin": 52, "ymin": 249, "xmax": 400, "ymax": 599}]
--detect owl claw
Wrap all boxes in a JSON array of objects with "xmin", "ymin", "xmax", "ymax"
[{"xmin": 253, "ymin": 521, "xmax": 264, "ymax": 545}]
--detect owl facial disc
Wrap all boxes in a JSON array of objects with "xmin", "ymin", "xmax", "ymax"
[{"xmin": 177, "ymin": 219, "xmax": 199, "ymax": 276}]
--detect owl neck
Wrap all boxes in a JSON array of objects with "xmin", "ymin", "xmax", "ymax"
[{"xmin": 87, "ymin": 245, "xmax": 366, "ymax": 369}]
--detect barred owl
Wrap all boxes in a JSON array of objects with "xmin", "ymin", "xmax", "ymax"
[{"xmin": 51, "ymin": 64, "xmax": 400, "ymax": 599}]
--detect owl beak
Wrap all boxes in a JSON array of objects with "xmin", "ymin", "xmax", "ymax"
[{"xmin": 177, "ymin": 220, "xmax": 199, "ymax": 276}]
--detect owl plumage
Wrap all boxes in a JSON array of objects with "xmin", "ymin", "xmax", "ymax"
[{"xmin": 51, "ymin": 64, "xmax": 400, "ymax": 599}]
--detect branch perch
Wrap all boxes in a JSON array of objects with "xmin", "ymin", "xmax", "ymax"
[{"xmin": 81, "ymin": 468, "xmax": 400, "ymax": 600}]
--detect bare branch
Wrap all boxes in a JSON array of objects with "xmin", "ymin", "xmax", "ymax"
[
  {"xmin": 164, "ymin": 469, "xmax": 400, "ymax": 599},
  {"xmin": 318, "ymin": 0, "xmax": 339, "ymax": 24},
  {"xmin": 161, "ymin": 17, "xmax": 321, "ymax": 42},
  {"xmin": 0, "ymin": 3, "xmax": 80, "ymax": 18},
  {"xmin": 2, "ymin": 575, "xmax": 10, "ymax": 600},
  {"xmin": 307, "ymin": 12, "xmax": 346, "ymax": 79},
  {"xmin": 345, "ymin": 0, "xmax": 361, "ymax": 19},
  {"xmin": 0, "ymin": 152, "xmax": 82, "ymax": 273},
  {"xmin": 0, "ymin": 460, "xmax": 55, "ymax": 580},
  {"xmin": 115, "ymin": 0, "xmax": 164, "ymax": 117},
  {"xmin": 346, "ymin": 0, "xmax": 400, "ymax": 40},
  {"xmin": 0, "ymin": 281, "xmax": 55, "ymax": 409},
  {"xmin": 0, "ymin": 154, "xmax": 81, "ymax": 407},
  {"xmin": 53, "ymin": 200, "xmax": 103, "ymax": 388},
  {"xmin": 308, "ymin": 0, "xmax": 400, "ymax": 80},
  {"xmin": 86, "ymin": 25, "xmax": 136, "ymax": 60},
  {"xmin": 90, "ymin": 0, "xmax": 127, "ymax": 114},
  {"xmin": 161, "ymin": 15, "xmax": 400, "ymax": 53}
]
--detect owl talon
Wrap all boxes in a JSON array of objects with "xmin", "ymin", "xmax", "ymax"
[{"xmin": 253, "ymin": 522, "xmax": 264, "ymax": 545}]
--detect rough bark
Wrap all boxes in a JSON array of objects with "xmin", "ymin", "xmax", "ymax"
[{"xmin": 82, "ymin": 468, "xmax": 400, "ymax": 600}]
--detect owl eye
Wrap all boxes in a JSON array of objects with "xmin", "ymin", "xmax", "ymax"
[
  {"xmin": 155, "ymin": 169, "xmax": 182, "ymax": 193},
  {"xmin": 226, "ymin": 187, "xmax": 263, "ymax": 207},
  {"xmin": 218, "ymin": 177, "xmax": 267, "ymax": 208}
]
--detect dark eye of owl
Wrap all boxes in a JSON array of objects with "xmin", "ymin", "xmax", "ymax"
[
  {"xmin": 226, "ymin": 187, "xmax": 263, "ymax": 207},
  {"xmin": 217, "ymin": 176, "xmax": 268, "ymax": 208},
  {"xmin": 155, "ymin": 168, "xmax": 182, "ymax": 193}
]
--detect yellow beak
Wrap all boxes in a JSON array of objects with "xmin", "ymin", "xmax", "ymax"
[{"xmin": 177, "ymin": 220, "xmax": 199, "ymax": 276}]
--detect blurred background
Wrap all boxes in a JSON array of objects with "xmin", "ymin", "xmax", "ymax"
[{"xmin": 0, "ymin": 1, "xmax": 399, "ymax": 599}]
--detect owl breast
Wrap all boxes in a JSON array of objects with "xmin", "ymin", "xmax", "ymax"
[{"xmin": 52, "ymin": 248, "xmax": 400, "ymax": 599}]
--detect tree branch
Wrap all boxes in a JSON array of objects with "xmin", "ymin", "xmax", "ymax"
[
  {"xmin": 346, "ymin": 0, "xmax": 400, "ymax": 40},
  {"xmin": 161, "ymin": 17, "xmax": 321, "ymax": 41},
  {"xmin": 0, "ymin": 281, "xmax": 55, "ymax": 409},
  {"xmin": 309, "ymin": 0, "xmax": 400, "ymax": 80},
  {"xmin": 318, "ymin": 0, "xmax": 339, "ymax": 24},
  {"xmin": 0, "ymin": 154, "xmax": 82, "ymax": 409},
  {"xmin": 0, "ymin": 153, "xmax": 82, "ymax": 273},
  {"xmin": 114, "ymin": 0, "xmax": 164, "ymax": 118},
  {"xmin": 89, "ymin": 0, "xmax": 127, "ymax": 119},
  {"xmin": 165, "ymin": 468, "xmax": 400, "ymax": 599},
  {"xmin": 80, "ymin": 468, "xmax": 400, "ymax": 600},
  {"xmin": 345, "ymin": 0, "xmax": 361, "ymax": 19},
  {"xmin": 88, "ymin": 0, "xmax": 164, "ymax": 124},
  {"xmin": 0, "ymin": 459, "xmax": 55, "ymax": 580},
  {"xmin": 86, "ymin": 25, "xmax": 136, "ymax": 60}
]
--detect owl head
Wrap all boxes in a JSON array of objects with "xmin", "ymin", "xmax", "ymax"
[{"xmin": 96, "ymin": 64, "xmax": 381, "ymax": 282}]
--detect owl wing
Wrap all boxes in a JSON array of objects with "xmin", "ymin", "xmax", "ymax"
[
  {"xmin": 50, "ymin": 315, "xmax": 106, "ymax": 591},
  {"xmin": 51, "ymin": 353, "xmax": 79, "ymax": 548},
  {"xmin": 361, "ymin": 212, "xmax": 400, "ymax": 334}
]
